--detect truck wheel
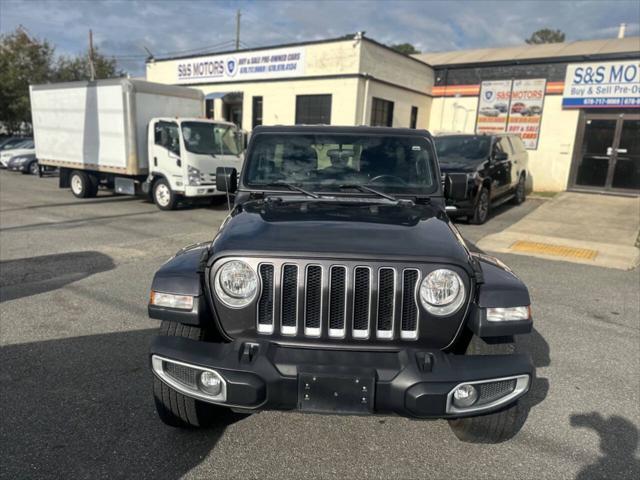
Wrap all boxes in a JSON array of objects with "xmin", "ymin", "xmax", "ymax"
[
  {"xmin": 153, "ymin": 178, "xmax": 178, "ymax": 210},
  {"xmin": 470, "ymin": 187, "xmax": 490, "ymax": 224},
  {"xmin": 448, "ymin": 335, "xmax": 525, "ymax": 443},
  {"xmin": 70, "ymin": 170, "xmax": 98, "ymax": 198},
  {"xmin": 153, "ymin": 321, "xmax": 232, "ymax": 428},
  {"xmin": 512, "ymin": 174, "xmax": 526, "ymax": 205}
]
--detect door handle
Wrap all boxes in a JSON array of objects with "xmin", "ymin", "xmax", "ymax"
[
  {"xmin": 176, "ymin": 159, "xmax": 182, "ymax": 167},
  {"xmin": 616, "ymin": 148, "xmax": 628, "ymax": 153},
  {"xmin": 153, "ymin": 157, "xmax": 157, "ymax": 167}
]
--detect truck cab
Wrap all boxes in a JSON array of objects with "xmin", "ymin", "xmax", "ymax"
[
  {"xmin": 147, "ymin": 118, "xmax": 244, "ymax": 210},
  {"xmin": 147, "ymin": 126, "xmax": 535, "ymax": 443}
]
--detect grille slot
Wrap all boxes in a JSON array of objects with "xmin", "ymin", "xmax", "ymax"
[
  {"xmin": 376, "ymin": 268, "xmax": 395, "ymax": 339},
  {"xmin": 328, "ymin": 266, "xmax": 347, "ymax": 337},
  {"xmin": 401, "ymin": 269, "xmax": 420, "ymax": 339},
  {"xmin": 352, "ymin": 267, "xmax": 371, "ymax": 338},
  {"xmin": 257, "ymin": 264, "xmax": 274, "ymax": 333},
  {"xmin": 304, "ymin": 265, "xmax": 322, "ymax": 336},
  {"xmin": 281, "ymin": 264, "xmax": 298, "ymax": 335},
  {"xmin": 249, "ymin": 262, "xmax": 432, "ymax": 342}
]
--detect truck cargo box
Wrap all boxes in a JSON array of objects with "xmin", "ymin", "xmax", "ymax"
[{"xmin": 30, "ymin": 79, "xmax": 204, "ymax": 176}]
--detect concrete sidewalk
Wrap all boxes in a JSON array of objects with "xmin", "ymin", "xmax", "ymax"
[{"xmin": 477, "ymin": 192, "xmax": 640, "ymax": 270}]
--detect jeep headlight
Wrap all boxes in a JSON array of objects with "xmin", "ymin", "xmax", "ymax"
[
  {"xmin": 188, "ymin": 165, "xmax": 201, "ymax": 186},
  {"xmin": 420, "ymin": 269, "xmax": 465, "ymax": 316},
  {"xmin": 215, "ymin": 260, "xmax": 258, "ymax": 307}
]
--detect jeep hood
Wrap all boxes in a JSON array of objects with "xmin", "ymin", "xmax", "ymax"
[{"xmin": 211, "ymin": 199, "xmax": 471, "ymax": 264}]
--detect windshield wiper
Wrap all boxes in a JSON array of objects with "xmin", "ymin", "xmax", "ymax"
[
  {"xmin": 337, "ymin": 184, "xmax": 399, "ymax": 202},
  {"xmin": 257, "ymin": 182, "xmax": 320, "ymax": 199}
]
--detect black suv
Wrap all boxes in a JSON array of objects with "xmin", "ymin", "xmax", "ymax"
[
  {"xmin": 434, "ymin": 134, "xmax": 528, "ymax": 224},
  {"xmin": 148, "ymin": 126, "xmax": 535, "ymax": 443}
]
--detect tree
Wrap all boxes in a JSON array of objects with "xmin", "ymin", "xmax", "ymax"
[
  {"xmin": 0, "ymin": 27, "xmax": 54, "ymax": 134},
  {"xmin": 389, "ymin": 43, "xmax": 420, "ymax": 55},
  {"xmin": 525, "ymin": 29, "xmax": 566, "ymax": 44},
  {"xmin": 54, "ymin": 48, "xmax": 119, "ymax": 82},
  {"xmin": 0, "ymin": 27, "xmax": 122, "ymax": 134}
]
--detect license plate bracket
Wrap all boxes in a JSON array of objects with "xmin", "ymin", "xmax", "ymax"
[{"xmin": 298, "ymin": 371, "xmax": 375, "ymax": 414}]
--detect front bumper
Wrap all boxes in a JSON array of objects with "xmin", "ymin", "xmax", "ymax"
[
  {"xmin": 183, "ymin": 185, "xmax": 222, "ymax": 197},
  {"xmin": 150, "ymin": 336, "xmax": 533, "ymax": 419}
]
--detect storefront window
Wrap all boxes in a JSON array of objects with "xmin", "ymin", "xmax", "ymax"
[
  {"xmin": 370, "ymin": 97, "xmax": 394, "ymax": 127},
  {"xmin": 295, "ymin": 94, "xmax": 332, "ymax": 125},
  {"xmin": 252, "ymin": 96, "xmax": 263, "ymax": 128}
]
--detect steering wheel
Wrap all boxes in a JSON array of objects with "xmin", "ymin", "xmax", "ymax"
[{"xmin": 369, "ymin": 175, "xmax": 407, "ymax": 185}]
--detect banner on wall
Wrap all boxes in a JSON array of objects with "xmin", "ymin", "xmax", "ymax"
[
  {"xmin": 563, "ymin": 60, "xmax": 640, "ymax": 108},
  {"xmin": 475, "ymin": 80, "xmax": 512, "ymax": 134},
  {"xmin": 175, "ymin": 46, "xmax": 305, "ymax": 84},
  {"xmin": 506, "ymin": 79, "xmax": 546, "ymax": 149}
]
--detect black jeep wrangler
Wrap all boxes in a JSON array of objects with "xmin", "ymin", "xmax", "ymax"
[{"xmin": 148, "ymin": 126, "xmax": 534, "ymax": 443}]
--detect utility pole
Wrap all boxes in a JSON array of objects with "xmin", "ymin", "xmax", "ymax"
[
  {"xmin": 235, "ymin": 10, "xmax": 241, "ymax": 50},
  {"xmin": 88, "ymin": 29, "xmax": 96, "ymax": 81}
]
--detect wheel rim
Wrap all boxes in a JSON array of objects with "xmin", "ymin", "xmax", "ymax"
[
  {"xmin": 71, "ymin": 175, "xmax": 83, "ymax": 195},
  {"xmin": 478, "ymin": 192, "xmax": 489, "ymax": 220},
  {"xmin": 30, "ymin": 163, "xmax": 39, "ymax": 175},
  {"xmin": 155, "ymin": 183, "xmax": 171, "ymax": 207}
]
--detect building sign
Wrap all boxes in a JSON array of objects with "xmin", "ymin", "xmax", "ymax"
[
  {"xmin": 175, "ymin": 46, "xmax": 305, "ymax": 84},
  {"xmin": 476, "ymin": 80, "xmax": 512, "ymax": 133},
  {"xmin": 476, "ymin": 79, "xmax": 546, "ymax": 149},
  {"xmin": 507, "ymin": 79, "xmax": 546, "ymax": 149},
  {"xmin": 563, "ymin": 60, "xmax": 640, "ymax": 108}
]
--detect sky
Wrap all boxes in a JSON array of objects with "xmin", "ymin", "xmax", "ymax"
[{"xmin": 1, "ymin": 0, "xmax": 639, "ymax": 76}]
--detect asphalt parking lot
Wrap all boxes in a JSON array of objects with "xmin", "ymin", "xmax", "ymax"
[{"xmin": 1, "ymin": 170, "xmax": 638, "ymax": 480}]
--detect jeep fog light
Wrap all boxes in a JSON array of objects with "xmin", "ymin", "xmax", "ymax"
[
  {"xmin": 452, "ymin": 384, "xmax": 478, "ymax": 408},
  {"xmin": 199, "ymin": 371, "xmax": 223, "ymax": 396},
  {"xmin": 486, "ymin": 306, "xmax": 531, "ymax": 322},
  {"xmin": 150, "ymin": 291, "xmax": 194, "ymax": 310}
]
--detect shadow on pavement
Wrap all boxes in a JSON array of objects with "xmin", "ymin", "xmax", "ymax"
[
  {"xmin": 0, "ymin": 251, "xmax": 116, "ymax": 302},
  {"xmin": 571, "ymin": 413, "xmax": 640, "ymax": 479},
  {"xmin": 0, "ymin": 329, "xmax": 240, "ymax": 479}
]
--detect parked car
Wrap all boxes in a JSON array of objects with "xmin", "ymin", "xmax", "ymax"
[
  {"xmin": 0, "ymin": 139, "xmax": 35, "ymax": 168},
  {"xmin": 434, "ymin": 133, "xmax": 528, "ymax": 224},
  {"xmin": 147, "ymin": 125, "xmax": 535, "ymax": 444},
  {"xmin": 0, "ymin": 136, "xmax": 31, "ymax": 152},
  {"xmin": 6, "ymin": 153, "xmax": 53, "ymax": 175}
]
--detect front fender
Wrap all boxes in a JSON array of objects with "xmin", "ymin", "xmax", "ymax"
[
  {"xmin": 148, "ymin": 242, "xmax": 211, "ymax": 326},
  {"xmin": 469, "ymin": 253, "xmax": 532, "ymax": 337}
]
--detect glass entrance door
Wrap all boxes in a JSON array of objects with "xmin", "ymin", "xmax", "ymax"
[
  {"xmin": 571, "ymin": 113, "xmax": 640, "ymax": 193},
  {"xmin": 610, "ymin": 119, "xmax": 640, "ymax": 191}
]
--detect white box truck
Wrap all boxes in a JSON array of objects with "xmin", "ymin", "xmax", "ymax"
[{"xmin": 30, "ymin": 79, "xmax": 244, "ymax": 210}]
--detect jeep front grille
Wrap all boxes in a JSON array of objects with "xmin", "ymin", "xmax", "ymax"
[{"xmin": 257, "ymin": 263, "xmax": 421, "ymax": 340}]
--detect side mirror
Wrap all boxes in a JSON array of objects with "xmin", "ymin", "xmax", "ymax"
[
  {"xmin": 216, "ymin": 167, "xmax": 238, "ymax": 194},
  {"xmin": 444, "ymin": 173, "xmax": 468, "ymax": 201},
  {"xmin": 493, "ymin": 151, "xmax": 508, "ymax": 161}
]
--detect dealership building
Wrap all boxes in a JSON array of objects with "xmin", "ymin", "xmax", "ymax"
[{"xmin": 145, "ymin": 34, "xmax": 640, "ymax": 193}]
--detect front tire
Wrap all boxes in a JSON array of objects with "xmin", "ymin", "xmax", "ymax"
[
  {"xmin": 29, "ymin": 161, "xmax": 40, "ymax": 175},
  {"xmin": 153, "ymin": 321, "xmax": 232, "ymax": 428},
  {"xmin": 448, "ymin": 335, "xmax": 526, "ymax": 443},
  {"xmin": 512, "ymin": 174, "xmax": 526, "ymax": 205},
  {"xmin": 470, "ymin": 187, "xmax": 490, "ymax": 224},
  {"xmin": 153, "ymin": 178, "xmax": 179, "ymax": 210}
]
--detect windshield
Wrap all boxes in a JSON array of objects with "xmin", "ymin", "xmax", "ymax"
[
  {"xmin": 181, "ymin": 122, "xmax": 241, "ymax": 156},
  {"xmin": 434, "ymin": 135, "xmax": 491, "ymax": 162},
  {"xmin": 244, "ymin": 133, "xmax": 438, "ymax": 196}
]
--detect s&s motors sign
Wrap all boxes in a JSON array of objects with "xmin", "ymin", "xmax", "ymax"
[
  {"xmin": 563, "ymin": 60, "xmax": 640, "ymax": 108},
  {"xmin": 175, "ymin": 46, "xmax": 305, "ymax": 84}
]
